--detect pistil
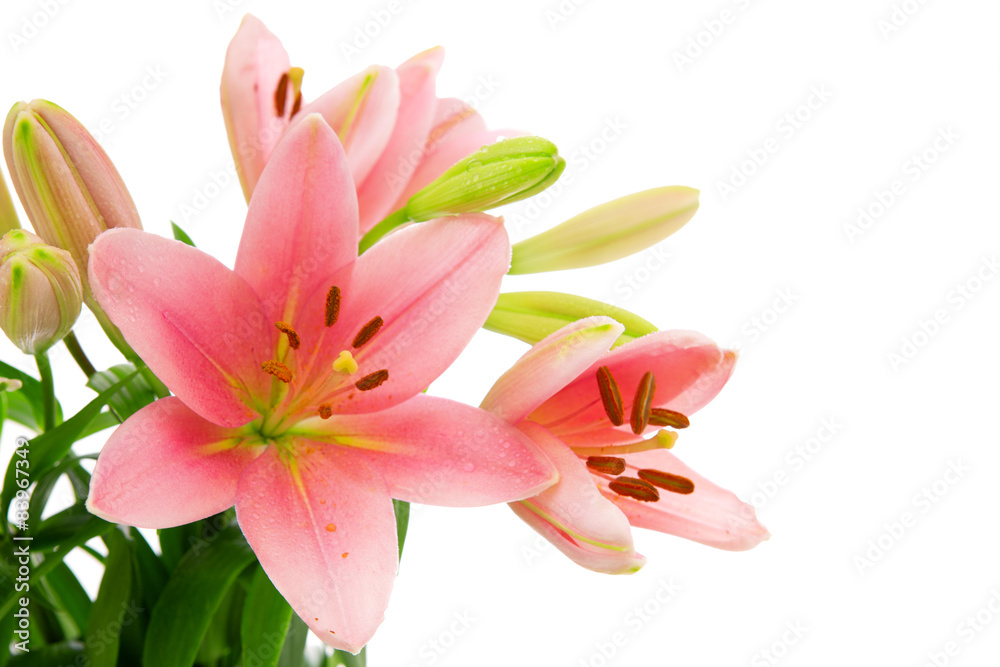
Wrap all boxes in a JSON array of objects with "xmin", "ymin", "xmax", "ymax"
[{"xmin": 571, "ymin": 430, "xmax": 677, "ymax": 457}]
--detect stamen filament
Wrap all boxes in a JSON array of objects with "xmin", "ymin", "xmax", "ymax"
[
  {"xmin": 571, "ymin": 430, "xmax": 677, "ymax": 457},
  {"xmin": 630, "ymin": 371, "xmax": 656, "ymax": 435},
  {"xmin": 596, "ymin": 366, "xmax": 624, "ymax": 426}
]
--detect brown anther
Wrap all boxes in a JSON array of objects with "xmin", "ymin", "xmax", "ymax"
[
  {"xmin": 274, "ymin": 321, "xmax": 301, "ymax": 350},
  {"xmin": 586, "ymin": 456, "xmax": 626, "ymax": 475},
  {"xmin": 637, "ymin": 469, "xmax": 695, "ymax": 495},
  {"xmin": 352, "ymin": 316, "xmax": 384, "ymax": 348},
  {"xmin": 274, "ymin": 72, "xmax": 289, "ymax": 116},
  {"xmin": 318, "ymin": 403, "xmax": 333, "ymax": 420},
  {"xmin": 355, "ymin": 369, "xmax": 389, "ymax": 391},
  {"xmin": 629, "ymin": 371, "xmax": 656, "ymax": 435},
  {"xmin": 291, "ymin": 91, "xmax": 302, "ymax": 116},
  {"xmin": 608, "ymin": 476, "xmax": 660, "ymax": 502},
  {"xmin": 324, "ymin": 286, "xmax": 341, "ymax": 327},
  {"xmin": 261, "ymin": 360, "xmax": 293, "ymax": 383},
  {"xmin": 596, "ymin": 366, "xmax": 624, "ymax": 426},
  {"xmin": 649, "ymin": 408, "xmax": 690, "ymax": 429}
]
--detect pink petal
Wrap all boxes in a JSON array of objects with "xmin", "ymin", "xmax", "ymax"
[
  {"xmin": 531, "ymin": 330, "xmax": 736, "ymax": 446},
  {"xmin": 601, "ymin": 448, "xmax": 769, "ymax": 551},
  {"xmin": 234, "ymin": 114, "xmax": 358, "ymax": 370},
  {"xmin": 86, "ymin": 398, "xmax": 262, "ymax": 528},
  {"xmin": 356, "ymin": 48, "xmax": 444, "ymax": 234},
  {"xmin": 297, "ymin": 395, "xmax": 557, "ymax": 506},
  {"xmin": 509, "ymin": 423, "xmax": 646, "ymax": 574},
  {"xmin": 236, "ymin": 442, "xmax": 397, "ymax": 653},
  {"xmin": 89, "ymin": 229, "xmax": 272, "ymax": 427},
  {"xmin": 320, "ymin": 214, "xmax": 509, "ymax": 414},
  {"xmin": 221, "ymin": 15, "xmax": 293, "ymax": 200},
  {"xmin": 481, "ymin": 317, "xmax": 623, "ymax": 424},
  {"xmin": 292, "ymin": 66, "xmax": 400, "ymax": 186}
]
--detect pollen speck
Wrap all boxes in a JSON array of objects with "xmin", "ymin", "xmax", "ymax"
[
  {"xmin": 326, "ymin": 523, "xmax": 336, "ymax": 532},
  {"xmin": 318, "ymin": 403, "xmax": 333, "ymax": 419},
  {"xmin": 342, "ymin": 552, "xmax": 349, "ymax": 558}
]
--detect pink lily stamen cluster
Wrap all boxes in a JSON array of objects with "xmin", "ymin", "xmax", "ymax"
[{"xmin": 0, "ymin": 12, "xmax": 767, "ymax": 661}]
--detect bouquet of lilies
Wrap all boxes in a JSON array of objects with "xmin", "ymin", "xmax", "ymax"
[{"xmin": 0, "ymin": 15, "xmax": 766, "ymax": 666}]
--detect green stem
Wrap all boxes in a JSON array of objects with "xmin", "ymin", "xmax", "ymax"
[
  {"xmin": 63, "ymin": 331, "xmax": 97, "ymax": 377},
  {"xmin": 358, "ymin": 208, "xmax": 411, "ymax": 254},
  {"xmin": 34, "ymin": 350, "xmax": 56, "ymax": 431}
]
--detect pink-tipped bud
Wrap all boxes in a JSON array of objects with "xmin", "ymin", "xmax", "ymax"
[
  {"xmin": 3, "ymin": 99, "xmax": 142, "ymax": 289},
  {"xmin": 0, "ymin": 229, "xmax": 82, "ymax": 354}
]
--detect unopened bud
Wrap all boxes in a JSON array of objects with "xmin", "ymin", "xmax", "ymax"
[
  {"xmin": 3, "ymin": 99, "xmax": 142, "ymax": 285},
  {"xmin": 0, "ymin": 229, "xmax": 82, "ymax": 354},
  {"xmin": 404, "ymin": 136, "xmax": 565, "ymax": 221},
  {"xmin": 1, "ymin": 169, "xmax": 19, "ymax": 234},
  {"xmin": 484, "ymin": 291, "xmax": 657, "ymax": 348},
  {"xmin": 509, "ymin": 186, "xmax": 699, "ymax": 274}
]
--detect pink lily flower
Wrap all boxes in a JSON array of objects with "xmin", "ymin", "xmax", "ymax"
[
  {"xmin": 85, "ymin": 115, "xmax": 558, "ymax": 652},
  {"xmin": 221, "ymin": 15, "xmax": 515, "ymax": 234},
  {"xmin": 481, "ymin": 317, "xmax": 768, "ymax": 574}
]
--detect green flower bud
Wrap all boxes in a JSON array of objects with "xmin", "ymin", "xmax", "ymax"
[
  {"xmin": 405, "ymin": 136, "xmax": 565, "ymax": 221},
  {"xmin": 509, "ymin": 186, "xmax": 699, "ymax": 274},
  {"xmin": 0, "ymin": 229, "xmax": 83, "ymax": 354},
  {"xmin": 3, "ymin": 99, "xmax": 142, "ymax": 285},
  {"xmin": 484, "ymin": 291, "xmax": 658, "ymax": 348}
]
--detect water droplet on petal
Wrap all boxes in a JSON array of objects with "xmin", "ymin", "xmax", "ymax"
[{"xmin": 462, "ymin": 462, "xmax": 476, "ymax": 473}]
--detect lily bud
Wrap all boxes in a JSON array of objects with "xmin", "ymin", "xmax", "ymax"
[
  {"xmin": 0, "ymin": 229, "xmax": 83, "ymax": 354},
  {"xmin": 1, "ymin": 169, "xmax": 19, "ymax": 234},
  {"xmin": 403, "ymin": 136, "xmax": 565, "ymax": 222},
  {"xmin": 3, "ymin": 99, "xmax": 142, "ymax": 283},
  {"xmin": 484, "ymin": 291, "xmax": 658, "ymax": 348},
  {"xmin": 509, "ymin": 186, "xmax": 699, "ymax": 274}
]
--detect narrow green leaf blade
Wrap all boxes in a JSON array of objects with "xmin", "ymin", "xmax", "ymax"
[
  {"xmin": 142, "ymin": 529, "xmax": 256, "ymax": 667},
  {"xmin": 170, "ymin": 221, "xmax": 196, "ymax": 247},
  {"xmin": 84, "ymin": 529, "xmax": 133, "ymax": 667},
  {"xmin": 241, "ymin": 567, "xmax": 294, "ymax": 667}
]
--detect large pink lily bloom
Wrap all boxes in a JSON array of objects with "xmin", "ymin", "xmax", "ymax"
[
  {"xmin": 221, "ymin": 15, "xmax": 515, "ymax": 234},
  {"xmin": 85, "ymin": 115, "xmax": 557, "ymax": 653},
  {"xmin": 481, "ymin": 317, "xmax": 768, "ymax": 574}
]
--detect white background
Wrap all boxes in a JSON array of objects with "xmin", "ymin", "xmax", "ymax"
[{"xmin": 2, "ymin": 0, "xmax": 999, "ymax": 665}]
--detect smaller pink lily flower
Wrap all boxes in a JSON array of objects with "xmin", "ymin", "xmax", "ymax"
[
  {"xmin": 481, "ymin": 317, "xmax": 768, "ymax": 574},
  {"xmin": 85, "ymin": 115, "xmax": 557, "ymax": 653},
  {"xmin": 221, "ymin": 15, "xmax": 515, "ymax": 233}
]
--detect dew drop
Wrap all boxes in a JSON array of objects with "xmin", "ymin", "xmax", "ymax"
[{"xmin": 461, "ymin": 462, "xmax": 475, "ymax": 473}]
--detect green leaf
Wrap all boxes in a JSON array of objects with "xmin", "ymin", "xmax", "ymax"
[
  {"xmin": 27, "ymin": 455, "xmax": 97, "ymax": 529},
  {"xmin": 7, "ymin": 641, "xmax": 82, "ymax": 665},
  {"xmin": 77, "ymin": 410, "xmax": 120, "ymax": 439},
  {"xmin": 0, "ymin": 609, "xmax": 16, "ymax": 667},
  {"xmin": 0, "ymin": 515, "xmax": 114, "ymax": 618},
  {"xmin": 241, "ymin": 566, "xmax": 294, "ymax": 667},
  {"xmin": 393, "ymin": 499, "xmax": 410, "ymax": 559},
  {"xmin": 171, "ymin": 221, "xmax": 196, "ymax": 247},
  {"xmin": 40, "ymin": 562, "xmax": 92, "ymax": 638},
  {"xmin": 84, "ymin": 529, "xmax": 134, "ymax": 667},
  {"xmin": 277, "ymin": 614, "xmax": 309, "ymax": 667},
  {"xmin": 129, "ymin": 527, "xmax": 168, "ymax": 613},
  {"xmin": 1, "ymin": 369, "xmax": 138, "ymax": 524},
  {"xmin": 142, "ymin": 528, "xmax": 256, "ymax": 667},
  {"xmin": 32, "ymin": 503, "xmax": 105, "ymax": 551},
  {"xmin": 87, "ymin": 364, "xmax": 156, "ymax": 421},
  {"xmin": 4, "ymin": 389, "xmax": 40, "ymax": 432},
  {"xmin": 0, "ymin": 360, "xmax": 63, "ymax": 430}
]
